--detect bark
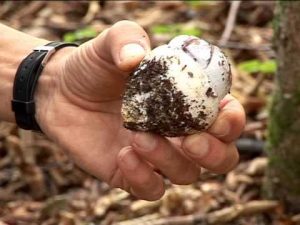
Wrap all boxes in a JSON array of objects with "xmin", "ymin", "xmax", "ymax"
[{"xmin": 266, "ymin": 1, "xmax": 300, "ymax": 213}]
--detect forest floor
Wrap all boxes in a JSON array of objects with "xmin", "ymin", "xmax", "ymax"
[{"xmin": 0, "ymin": 1, "xmax": 297, "ymax": 225}]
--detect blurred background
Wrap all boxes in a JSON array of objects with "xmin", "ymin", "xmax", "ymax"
[{"xmin": 1, "ymin": 1, "xmax": 297, "ymax": 225}]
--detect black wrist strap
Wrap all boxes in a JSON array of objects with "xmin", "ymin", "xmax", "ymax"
[{"xmin": 12, "ymin": 41, "xmax": 79, "ymax": 132}]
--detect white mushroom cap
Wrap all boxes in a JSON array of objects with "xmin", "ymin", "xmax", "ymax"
[
  {"xmin": 121, "ymin": 35, "xmax": 232, "ymax": 137},
  {"xmin": 166, "ymin": 35, "xmax": 231, "ymax": 100}
]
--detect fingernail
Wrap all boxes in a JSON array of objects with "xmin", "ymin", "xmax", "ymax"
[
  {"xmin": 210, "ymin": 119, "xmax": 230, "ymax": 137},
  {"xmin": 120, "ymin": 43, "xmax": 145, "ymax": 62},
  {"xmin": 134, "ymin": 132, "xmax": 157, "ymax": 152},
  {"xmin": 186, "ymin": 134, "xmax": 209, "ymax": 158},
  {"xmin": 122, "ymin": 150, "xmax": 140, "ymax": 170}
]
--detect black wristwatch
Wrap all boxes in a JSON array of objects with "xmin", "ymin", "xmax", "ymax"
[{"xmin": 11, "ymin": 41, "xmax": 79, "ymax": 132}]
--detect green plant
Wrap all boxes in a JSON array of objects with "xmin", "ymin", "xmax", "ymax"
[
  {"xmin": 184, "ymin": 0, "xmax": 215, "ymax": 7},
  {"xmin": 63, "ymin": 27, "xmax": 98, "ymax": 43},
  {"xmin": 238, "ymin": 59, "xmax": 277, "ymax": 74},
  {"xmin": 151, "ymin": 24, "xmax": 201, "ymax": 38},
  {"xmin": 184, "ymin": 0, "xmax": 202, "ymax": 7}
]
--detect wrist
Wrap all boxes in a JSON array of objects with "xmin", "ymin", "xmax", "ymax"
[
  {"xmin": 0, "ymin": 37, "xmax": 48, "ymax": 122},
  {"xmin": 34, "ymin": 46, "xmax": 77, "ymax": 132}
]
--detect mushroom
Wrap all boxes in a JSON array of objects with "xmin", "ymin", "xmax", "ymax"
[{"xmin": 121, "ymin": 35, "xmax": 231, "ymax": 137}]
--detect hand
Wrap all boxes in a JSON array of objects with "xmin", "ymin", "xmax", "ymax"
[{"xmin": 35, "ymin": 21, "xmax": 245, "ymax": 201}]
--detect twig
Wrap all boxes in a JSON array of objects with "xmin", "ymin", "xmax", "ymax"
[
  {"xmin": 0, "ymin": 155, "xmax": 10, "ymax": 168},
  {"xmin": 18, "ymin": 130, "xmax": 47, "ymax": 199},
  {"xmin": 0, "ymin": 181, "xmax": 26, "ymax": 201},
  {"xmin": 291, "ymin": 214, "xmax": 300, "ymax": 223},
  {"xmin": 0, "ymin": 122, "xmax": 16, "ymax": 138},
  {"xmin": 207, "ymin": 40, "xmax": 275, "ymax": 58},
  {"xmin": 217, "ymin": 41, "xmax": 273, "ymax": 52},
  {"xmin": 210, "ymin": 201, "xmax": 278, "ymax": 224},
  {"xmin": 248, "ymin": 73, "xmax": 266, "ymax": 96},
  {"xmin": 10, "ymin": 2, "xmax": 46, "ymax": 21},
  {"xmin": 130, "ymin": 200, "xmax": 162, "ymax": 214},
  {"xmin": 94, "ymin": 189, "xmax": 130, "ymax": 218},
  {"xmin": 82, "ymin": 1, "xmax": 100, "ymax": 24},
  {"xmin": 0, "ymin": 1, "xmax": 14, "ymax": 19},
  {"xmin": 115, "ymin": 213, "xmax": 161, "ymax": 225},
  {"xmin": 115, "ymin": 201, "xmax": 278, "ymax": 225},
  {"xmin": 219, "ymin": 1, "xmax": 241, "ymax": 46},
  {"xmin": 245, "ymin": 156, "xmax": 269, "ymax": 176}
]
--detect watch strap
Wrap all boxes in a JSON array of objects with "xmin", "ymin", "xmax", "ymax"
[{"xmin": 12, "ymin": 41, "xmax": 79, "ymax": 131}]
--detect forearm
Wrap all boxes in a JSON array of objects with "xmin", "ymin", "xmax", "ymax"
[{"xmin": 0, "ymin": 23, "xmax": 48, "ymax": 122}]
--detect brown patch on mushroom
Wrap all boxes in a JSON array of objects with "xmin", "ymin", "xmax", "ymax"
[{"xmin": 123, "ymin": 58, "xmax": 208, "ymax": 136}]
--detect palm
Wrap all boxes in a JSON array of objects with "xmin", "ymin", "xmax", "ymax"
[
  {"xmin": 45, "ymin": 91, "xmax": 132, "ymax": 184},
  {"xmin": 42, "ymin": 45, "xmax": 136, "ymax": 184}
]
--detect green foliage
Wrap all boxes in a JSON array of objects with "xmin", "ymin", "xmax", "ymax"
[
  {"xmin": 184, "ymin": 0, "xmax": 215, "ymax": 7},
  {"xmin": 184, "ymin": 0, "xmax": 202, "ymax": 7},
  {"xmin": 63, "ymin": 27, "xmax": 98, "ymax": 43},
  {"xmin": 151, "ymin": 24, "xmax": 201, "ymax": 38},
  {"xmin": 238, "ymin": 59, "xmax": 277, "ymax": 74}
]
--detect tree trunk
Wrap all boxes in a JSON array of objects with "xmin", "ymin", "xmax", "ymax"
[{"xmin": 266, "ymin": 1, "xmax": 300, "ymax": 213}]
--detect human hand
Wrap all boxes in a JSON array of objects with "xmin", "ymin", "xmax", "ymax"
[{"xmin": 35, "ymin": 21, "xmax": 245, "ymax": 201}]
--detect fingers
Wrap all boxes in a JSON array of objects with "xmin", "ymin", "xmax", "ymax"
[
  {"xmin": 118, "ymin": 146, "xmax": 165, "ymax": 201},
  {"xmin": 182, "ymin": 133, "xmax": 239, "ymax": 174},
  {"xmin": 131, "ymin": 132, "xmax": 200, "ymax": 185},
  {"xmin": 180, "ymin": 94, "xmax": 243, "ymax": 174},
  {"xmin": 208, "ymin": 95, "xmax": 246, "ymax": 143},
  {"xmin": 93, "ymin": 20, "xmax": 151, "ymax": 71}
]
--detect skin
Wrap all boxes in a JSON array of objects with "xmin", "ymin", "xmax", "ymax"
[{"xmin": 0, "ymin": 21, "xmax": 245, "ymax": 201}]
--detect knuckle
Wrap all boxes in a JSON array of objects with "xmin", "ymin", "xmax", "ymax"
[
  {"xmin": 215, "ymin": 109, "xmax": 245, "ymax": 142},
  {"xmin": 169, "ymin": 167, "xmax": 199, "ymax": 185},
  {"xmin": 147, "ymin": 186, "xmax": 165, "ymax": 201},
  {"xmin": 135, "ymin": 172, "xmax": 154, "ymax": 187},
  {"xmin": 170, "ymin": 175, "xmax": 197, "ymax": 185},
  {"xmin": 228, "ymin": 108, "xmax": 246, "ymax": 132},
  {"xmin": 107, "ymin": 170, "xmax": 121, "ymax": 189},
  {"xmin": 225, "ymin": 147, "xmax": 240, "ymax": 172},
  {"xmin": 210, "ymin": 144, "xmax": 239, "ymax": 174},
  {"xmin": 132, "ymin": 182, "xmax": 165, "ymax": 201},
  {"xmin": 220, "ymin": 160, "xmax": 239, "ymax": 174},
  {"xmin": 211, "ymin": 166, "xmax": 228, "ymax": 174}
]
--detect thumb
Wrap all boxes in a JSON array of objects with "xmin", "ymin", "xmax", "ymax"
[
  {"xmin": 92, "ymin": 20, "xmax": 151, "ymax": 71},
  {"xmin": 59, "ymin": 21, "xmax": 151, "ymax": 103}
]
